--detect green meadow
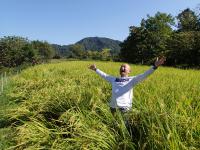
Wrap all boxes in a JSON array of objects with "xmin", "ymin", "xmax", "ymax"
[{"xmin": 0, "ymin": 61, "xmax": 200, "ymax": 150}]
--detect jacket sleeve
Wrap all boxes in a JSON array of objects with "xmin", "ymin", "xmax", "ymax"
[
  {"xmin": 96, "ymin": 69, "xmax": 115, "ymax": 83},
  {"xmin": 129, "ymin": 66, "xmax": 156, "ymax": 86}
]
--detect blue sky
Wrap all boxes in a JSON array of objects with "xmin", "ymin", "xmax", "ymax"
[{"xmin": 0, "ymin": 0, "xmax": 199, "ymax": 45}]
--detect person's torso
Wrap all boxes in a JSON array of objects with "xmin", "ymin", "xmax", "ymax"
[{"xmin": 110, "ymin": 77, "xmax": 134, "ymax": 108}]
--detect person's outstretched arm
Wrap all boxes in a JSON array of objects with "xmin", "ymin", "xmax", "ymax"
[
  {"xmin": 130, "ymin": 57, "xmax": 166, "ymax": 86},
  {"xmin": 89, "ymin": 64, "xmax": 115, "ymax": 83}
]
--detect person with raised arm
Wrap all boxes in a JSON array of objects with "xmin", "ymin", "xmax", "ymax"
[{"xmin": 89, "ymin": 57, "xmax": 166, "ymax": 114}]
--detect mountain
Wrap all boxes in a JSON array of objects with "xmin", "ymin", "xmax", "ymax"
[
  {"xmin": 52, "ymin": 37, "xmax": 121, "ymax": 57},
  {"xmin": 76, "ymin": 37, "xmax": 121, "ymax": 52}
]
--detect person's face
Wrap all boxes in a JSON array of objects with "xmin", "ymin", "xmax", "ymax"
[{"xmin": 120, "ymin": 64, "xmax": 131, "ymax": 77}]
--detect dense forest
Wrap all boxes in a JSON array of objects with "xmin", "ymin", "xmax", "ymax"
[
  {"xmin": 0, "ymin": 7, "xmax": 200, "ymax": 71},
  {"xmin": 52, "ymin": 37, "xmax": 121, "ymax": 60},
  {"xmin": 120, "ymin": 8, "xmax": 200, "ymax": 67}
]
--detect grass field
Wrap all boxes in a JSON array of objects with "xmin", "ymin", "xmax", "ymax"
[{"xmin": 0, "ymin": 61, "xmax": 200, "ymax": 150}]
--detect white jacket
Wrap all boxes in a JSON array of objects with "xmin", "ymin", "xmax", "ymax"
[{"xmin": 96, "ymin": 66, "xmax": 156, "ymax": 109}]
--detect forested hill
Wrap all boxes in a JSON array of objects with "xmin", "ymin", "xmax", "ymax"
[
  {"xmin": 76, "ymin": 37, "xmax": 121, "ymax": 52},
  {"xmin": 52, "ymin": 37, "xmax": 121, "ymax": 57}
]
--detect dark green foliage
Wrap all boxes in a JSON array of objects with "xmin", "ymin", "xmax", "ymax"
[
  {"xmin": 0, "ymin": 36, "xmax": 56, "ymax": 69},
  {"xmin": 166, "ymin": 31, "xmax": 200, "ymax": 67},
  {"xmin": 51, "ymin": 37, "xmax": 121, "ymax": 60},
  {"xmin": 120, "ymin": 8, "xmax": 200, "ymax": 68},
  {"xmin": 32, "ymin": 40, "xmax": 55, "ymax": 60},
  {"xmin": 68, "ymin": 44, "xmax": 86, "ymax": 59},
  {"xmin": 0, "ymin": 36, "xmax": 36, "ymax": 67},
  {"xmin": 68, "ymin": 44, "xmax": 113, "ymax": 61},
  {"xmin": 51, "ymin": 44, "xmax": 72, "ymax": 58},
  {"xmin": 120, "ymin": 12, "xmax": 174, "ymax": 64},
  {"xmin": 177, "ymin": 8, "xmax": 200, "ymax": 32}
]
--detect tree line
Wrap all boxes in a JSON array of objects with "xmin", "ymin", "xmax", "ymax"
[
  {"xmin": 52, "ymin": 37, "xmax": 120, "ymax": 61},
  {"xmin": 65, "ymin": 44, "xmax": 117, "ymax": 61},
  {"xmin": 0, "ymin": 37, "xmax": 55, "ymax": 70},
  {"xmin": 120, "ymin": 8, "xmax": 200, "ymax": 68},
  {"xmin": 0, "ymin": 37, "xmax": 116, "ymax": 71},
  {"xmin": 1, "ymin": 7, "xmax": 200, "ymax": 70}
]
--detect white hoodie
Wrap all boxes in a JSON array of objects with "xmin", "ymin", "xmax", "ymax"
[{"xmin": 96, "ymin": 66, "xmax": 156, "ymax": 110}]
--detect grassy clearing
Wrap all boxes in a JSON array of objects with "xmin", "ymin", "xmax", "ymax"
[{"xmin": 0, "ymin": 61, "xmax": 200, "ymax": 149}]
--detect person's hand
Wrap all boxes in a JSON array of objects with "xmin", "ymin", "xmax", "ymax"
[
  {"xmin": 89, "ymin": 64, "xmax": 97, "ymax": 71},
  {"xmin": 154, "ymin": 57, "xmax": 166, "ymax": 67}
]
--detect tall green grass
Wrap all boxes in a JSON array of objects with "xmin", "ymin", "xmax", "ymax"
[{"xmin": 0, "ymin": 61, "xmax": 200, "ymax": 149}]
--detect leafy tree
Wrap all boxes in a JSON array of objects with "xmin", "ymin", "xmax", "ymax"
[
  {"xmin": 166, "ymin": 8, "xmax": 200, "ymax": 67},
  {"xmin": 68, "ymin": 44, "xmax": 86, "ymax": 59},
  {"xmin": 32, "ymin": 40, "xmax": 55, "ymax": 61},
  {"xmin": 166, "ymin": 32, "xmax": 197, "ymax": 66},
  {"xmin": 177, "ymin": 8, "xmax": 200, "ymax": 32},
  {"xmin": 51, "ymin": 44, "xmax": 72, "ymax": 58},
  {"xmin": 120, "ymin": 12, "xmax": 174, "ymax": 64},
  {"xmin": 100, "ymin": 48, "xmax": 111, "ymax": 61},
  {"xmin": 0, "ymin": 36, "xmax": 36, "ymax": 67}
]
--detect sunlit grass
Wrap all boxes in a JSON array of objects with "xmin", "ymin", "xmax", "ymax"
[{"xmin": 0, "ymin": 61, "xmax": 200, "ymax": 149}]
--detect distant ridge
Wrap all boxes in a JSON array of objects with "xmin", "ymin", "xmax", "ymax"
[
  {"xmin": 76, "ymin": 37, "xmax": 121, "ymax": 52},
  {"xmin": 52, "ymin": 37, "xmax": 121, "ymax": 57}
]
